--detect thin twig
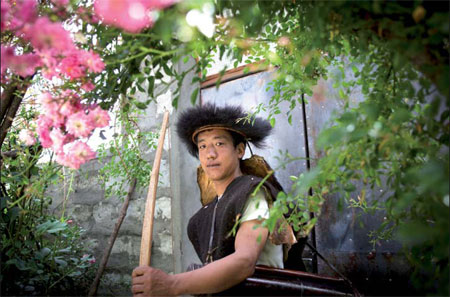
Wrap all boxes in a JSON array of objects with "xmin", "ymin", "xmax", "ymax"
[{"xmin": 88, "ymin": 177, "xmax": 138, "ymax": 296}]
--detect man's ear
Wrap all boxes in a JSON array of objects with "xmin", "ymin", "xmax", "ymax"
[{"xmin": 237, "ymin": 142, "xmax": 245, "ymax": 158}]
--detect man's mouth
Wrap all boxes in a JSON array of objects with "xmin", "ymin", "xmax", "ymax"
[{"xmin": 207, "ymin": 163, "xmax": 220, "ymax": 168}]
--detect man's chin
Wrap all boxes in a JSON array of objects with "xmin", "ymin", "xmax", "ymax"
[{"xmin": 206, "ymin": 175, "xmax": 221, "ymax": 182}]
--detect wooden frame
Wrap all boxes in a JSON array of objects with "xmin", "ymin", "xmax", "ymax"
[{"xmin": 200, "ymin": 61, "xmax": 268, "ymax": 90}]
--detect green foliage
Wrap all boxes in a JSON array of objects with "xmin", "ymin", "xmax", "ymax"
[
  {"xmin": 203, "ymin": 1, "xmax": 449, "ymax": 295},
  {"xmin": 96, "ymin": 102, "xmax": 158, "ymax": 199},
  {"xmin": 1, "ymin": 107, "xmax": 96, "ymax": 295}
]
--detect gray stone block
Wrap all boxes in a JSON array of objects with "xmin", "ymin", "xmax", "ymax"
[{"xmin": 97, "ymin": 271, "xmax": 132, "ymax": 296}]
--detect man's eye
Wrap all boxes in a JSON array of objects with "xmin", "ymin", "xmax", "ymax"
[
  {"xmin": 216, "ymin": 142, "xmax": 224, "ymax": 146},
  {"xmin": 198, "ymin": 145, "xmax": 206, "ymax": 149}
]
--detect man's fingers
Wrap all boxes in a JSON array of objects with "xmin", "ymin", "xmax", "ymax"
[
  {"xmin": 132, "ymin": 266, "xmax": 148, "ymax": 277},
  {"xmin": 132, "ymin": 275, "xmax": 144, "ymax": 286},
  {"xmin": 131, "ymin": 284, "xmax": 144, "ymax": 294}
]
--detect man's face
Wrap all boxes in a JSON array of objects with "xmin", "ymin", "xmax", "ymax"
[{"xmin": 197, "ymin": 129, "xmax": 245, "ymax": 185}]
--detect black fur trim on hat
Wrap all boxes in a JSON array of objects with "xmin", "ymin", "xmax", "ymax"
[{"xmin": 176, "ymin": 104, "xmax": 272, "ymax": 158}]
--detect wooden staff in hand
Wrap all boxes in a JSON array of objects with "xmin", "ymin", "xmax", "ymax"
[
  {"xmin": 89, "ymin": 112, "xmax": 169, "ymax": 296},
  {"xmin": 139, "ymin": 110, "xmax": 170, "ymax": 266}
]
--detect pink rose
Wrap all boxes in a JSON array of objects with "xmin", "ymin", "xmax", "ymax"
[
  {"xmin": 66, "ymin": 111, "xmax": 94, "ymax": 138},
  {"xmin": 49, "ymin": 128, "xmax": 67, "ymax": 153},
  {"xmin": 89, "ymin": 106, "xmax": 110, "ymax": 128},
  {"xmin": 36, "ymin": 115, "xmax": 54, "ymax": 148},
  {"xmin": 60, "ymin": 51, "xmax": 85, "ymax": 79},
  {"xmin": 94, "ymin": 0, "xmax": 159, "ymax": 33},
  {"xmin": 81, "ymin": 81, "xmax": 95, "ymax": 92},
  {"xmin": 18, "ymin": 129, "xmax": 36, "ymax": 146},
  {"xmin": 0, "ymin": 45, "xmax": 41, "ymax": 77},
  {"xmin": 83, "ymin": 50, "xmax": 104, "ymax": 73},
  {"xmin": 24, "ymin": 17, "xmax": 75, "ymax": 53},
  {"xmin": 57, "ymin": 141, "xmax": 96, "ymax": 169}
]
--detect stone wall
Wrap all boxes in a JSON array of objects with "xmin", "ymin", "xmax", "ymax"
[
  {"xmin": 48, "ymin": 99, "xmax": 177, "ymax": 297},
  {"xmin": 46, "ymin": 56, "xmax": 208, "ymax": 295}
]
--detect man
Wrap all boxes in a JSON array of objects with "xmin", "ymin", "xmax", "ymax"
[{"xmin": 132, "ymin": 104, "xmax": 290, "ymax": 296}]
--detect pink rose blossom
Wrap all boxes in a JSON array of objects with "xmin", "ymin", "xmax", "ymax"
[
  {"xmin": 36, "ymin": 115, "xmax": 53, "ymax": 148},
  {"xmin": 1, "ymin": 45, "xmax": 41, "ymax": 77},
  {"xmin": 94, "ymin": 0, "xmax": 155, "ymax": 33},
  {"xmin": 55, "ymin": 152, "xmax": 70, "ymax": 167},
  {"xmin": 2, "ymin": 0, "xmax": 37, "ymax": 31},
  {"xmin": 66, "ymin": 111, "xmax": 94, "ymax": 138},
  {"xmin": 58, "ymin": 141, "xmax": 96, "ymax": 169},
  {"xmin": 89, "ymin": 106, "xmax": 110, "ymax": 128},
  {"xmin": 41, "ymin": 67, "xmax": 58, "ymax": 79},
  {"xmin": 0, "ymin": 0, "xmax": 10, "ymax": 31},
  {"xmin": 37, "ymin": 50, "xmax": 59, "ymax": 79},
  {"xmin": 60, "ymin": 51, "xmax": 85, "ymax": 79},
  {"xmin": 49, "ymin": 128, "xmax": 67, "ymax": 153},
  {"xmin": 60, "ymin": 98, "xmax": 82, "ymax": 117},
  {"xmin": 38, "ymin": 92, "xmax": 58, "ymax": 112},
  {"xmin": 18, "ymin": 0, "xmax": 37, "ymax": 24},
  {"xmin": 25, "ymin": 17, "xmax": 75, "ymax": 53},
  {"xmin": 149, "ymin": 0, "xmax": 177, "ymax": 10},
  {"xmin": 70, "ymin": 141, "xmax": 96, "ymax": 167},
  {"xmin": 44, "ymin": 100, "xmax": 65, "ymax": 127},
  {"xmin": 82, "ymin": 50, "xmax": 104, "ymax": 73},
  {"xmin": 67, "ymin": 219, "xmax": 73, "ymax": 224},
  {"xmin": 18, "ymin": 129, "xmax": 36, "ymax": 146},
  {"xmin": 11, "ymin": 52, "xmax": 41, "ymax": 77},
  {"xmin": 0, "ymin": 46, "xmax": 12, "ymax": 77},
  {"xmin": 81, "ymin": 81, "xmax": 95, "ymax": 92}
]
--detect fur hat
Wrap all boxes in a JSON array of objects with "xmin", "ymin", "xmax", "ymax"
[{"xmin": 176, "ymin": 104, "xmax": 272, "ymax": 157}]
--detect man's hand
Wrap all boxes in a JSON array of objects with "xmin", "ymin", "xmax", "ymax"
[{"xmin": 131, "ymin": 266, "xmax": 176, "ymax": 297}]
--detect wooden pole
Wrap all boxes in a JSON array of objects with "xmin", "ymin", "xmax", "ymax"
[{"xmin": 139, "ymin": 111, "xmax": 170, "ymax": 266}]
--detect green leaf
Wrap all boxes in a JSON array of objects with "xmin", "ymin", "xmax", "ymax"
[
  {"xmin": 396, "ymin": 221, "xmax": 434, "ymax": 245},
  {"xmin": 190, "ymin": 88, "xmax": 199, "ymax": 105},
  {"xmin": 54, "ymin": 257, "xmax": 68, "ymax": 268},
  {"xmin": 69, "ymin": 271, "xmax": 82, "ymax": 277},
  {"xmin": 36, "ymin": 220, "xmax": 67, "ymax": 234},
  {"xmin": 344, "ymin": 183, "xmax": 357, "ymax": 192},
  {"xmin": 391, "ymin": 108, "xmax": 411, "ymax": 124},
  {"xmin": 317, "ymin": 126, "xmax": 346, "ymax": 148},
  {"xmin": 134, "ymin": 102, "xmax": 147, "ymax": 110},
  {"xmin": 35, "ymin": 247, "xmax": 51, "ymax": 260},
  {"xmin": 136, "ymin": 83, "xmax": 145, "ymax": 93},
  {"xmin": 270, "ymin": 117, "xmax": 275, "ymax": 127},
  {"xmin": 6, "ymin": 258, "xmax": 29, "ymax": 271},
  {"xmin": 147, "ymin": 76, "xmax": 155, "ymax": 96},
  {"xmin": 162, "ymin": 64, "xmax": 173, "ymax": 76}
]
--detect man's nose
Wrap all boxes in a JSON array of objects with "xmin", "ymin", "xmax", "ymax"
[{"xmin": 206, "ymin": 145, "xmax": 217, "ymax": 159}]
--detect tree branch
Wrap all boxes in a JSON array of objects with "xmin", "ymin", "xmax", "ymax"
[
  {"xmin": 0, "ymin": 85, "xmax": 18, "ymax": 121},
  {"xmin": 0, "ymin": 95, "xmax": 23, "ymax": 149},
  {"xmin": 88, "ymin": 177, "xmax": 138, "ymax": 296}
]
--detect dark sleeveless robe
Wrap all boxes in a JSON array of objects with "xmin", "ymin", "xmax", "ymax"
[{"xmin": 187, "ymin": 175, "xmax": 279, "ymax": 264}]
